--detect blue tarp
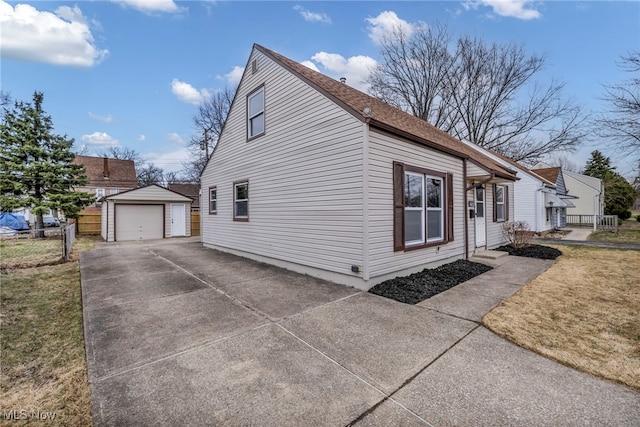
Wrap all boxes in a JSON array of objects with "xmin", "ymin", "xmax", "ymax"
[{"xmin": 0, "ymin": 213, "xmax": 30, "ymax": 230}]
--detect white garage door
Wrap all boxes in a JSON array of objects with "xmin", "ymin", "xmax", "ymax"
[{"xmin": 115, "ymin": 204, "xmax": 164, "ymax": 241}]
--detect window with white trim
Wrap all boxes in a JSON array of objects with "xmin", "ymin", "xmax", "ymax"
[
  {"xmin": 247, "ymin": 87, "xmax": 264, "ymax": 139},
  {"xmin": 404, "ymin": 172, "xmax": 444, "ymax": 246},
  {"xmin": 491, "ymin": 183, "xmax": 509, "ymax": 223},
  {"xmin": 209, "ymin": 186, "xmax": 217, "ymax": 214},
  {"xmin": 234, "ymin": 181, "xmax": 248, "ymax": 221}
]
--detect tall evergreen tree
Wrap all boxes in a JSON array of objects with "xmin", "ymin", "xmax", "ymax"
[
  {"xmin": 0, "ymin": 92, "xmax": 94, "ymax": 236},
  {"xmin": 583, "ymin": 150, "xmax": 614, "ymax": 180},
  {"xmin": 583, "ymin": 150, "xmax": 636, "ymax": 218}
]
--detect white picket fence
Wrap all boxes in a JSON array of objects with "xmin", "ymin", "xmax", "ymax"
[{"xmin": 566, "ymin": 214, "xmax": 618, "ymax": 232}]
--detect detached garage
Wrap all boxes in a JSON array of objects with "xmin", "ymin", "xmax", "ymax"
[{"xmin": 101, "ymin": 185, "xmax": 192, "ymax": 242}]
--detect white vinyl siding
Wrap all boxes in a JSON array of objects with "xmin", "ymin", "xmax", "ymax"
[
  {"xmin": 367, "ymin": 129, "xmax": 466, "ymax": 279},
  {"xmin": 201, "ymin": 49, "xmax": 364, "ymax": 276},
  {"xmin": 563, "ymin": 171, "xmax": 604, "ymax": 216},
  {"xmin": 485, "ymin": 181, "xmax": 514, "ymax": 248},
  {"xmin": 101, "ymin": 186, "xmax": 192, "ymax": 242}
]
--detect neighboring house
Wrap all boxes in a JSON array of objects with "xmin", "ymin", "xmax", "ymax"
[
  {"xmin": 460, "ymin": 142, "xmax": 559, "ymax": 233},
  {"xmin": 562, "ymin": 170, "xmax": 605, "ymax": 217},
  {"xmin": 72, "ymin": 155, "xmax": 137, "ymax": 211},
  {"xmin": 200, "ymin": 44, "xmax": 517, "ymax": 290},
  {"xmin": 168, "ymin": 183, "xmax": 200, "ymax": 211},
  {"xmin": 101, "ymin": 185, "xmax": 192, "ymax": 242},
  {"xmin": 530, "ymin": 165, "xmax": 576, "ymax": 228}
]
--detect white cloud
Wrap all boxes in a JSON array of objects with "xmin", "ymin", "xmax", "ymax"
[
  {"xmin": 88, "ymin": 112, "xmax": 113, "ymax": 123},
  {"xmin": 81, "ymin": 132, "xmax": 120, "ymax": 149},
  {"xmin": 138, "ymin": 134, "xmax": 146, "ymax": 142},
  {"xmin": 463, "ymin": 0, "xmax": 541, "ymax": 20},
  {"xmin": 142, "ymin": 148, "xmax": 191, "ymax": 173},
  {"xmin": 309, "ymin": 52, "xmax": 377, "ymax": 91},
  {"xmin": 300, "ymin": 61, "xmax": 320, "ymax": 72},
  {"xmin": 166, "ymin": 132, "xmax": 186, "ymax": 146},
  {"xmin": 171, "ymin": 79, "xmax": 210, "ymax": 105},
  {"xmin": 0, "ymin": 1, "xmax": 108, "ymax": 67},
  {"xmin": 366, "ymin": 11, "xmax": 415, "ymax": 45},
  {"xmin": 222, "ymin": 66, "xmax": 244, "ymax": 85},
  {"xmin": 293, "ymin": 5, "xmax": 331, "ymax": 24},
  {"xmin": 111, "ymin": 0, "xmax": 184, "ymax": 14}
]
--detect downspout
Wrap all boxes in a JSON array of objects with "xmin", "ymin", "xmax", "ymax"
[
  {"xmin": 362, "ymin": 119, "xmax": 370, "ymax": 281},
  {"xmin": 463, "ymin": 159, "xmax": 469, "ymax": 261}
]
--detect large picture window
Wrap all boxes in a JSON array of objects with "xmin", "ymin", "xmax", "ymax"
[
  {"xmin": 247, "ymin": 87, "xmax": 265, "ymax": 139},
  {"xmin": 234, "ymin": 181, "xmax": 249, "ymax": 221},
  {"xmin": 394, "ymin": 162, "xmax": 453, "ymax": 251}
]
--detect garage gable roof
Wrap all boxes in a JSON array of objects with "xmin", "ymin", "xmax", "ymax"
[{"xmin": 106, "ymin": 184, "xmax": 192, "ymax": 202}]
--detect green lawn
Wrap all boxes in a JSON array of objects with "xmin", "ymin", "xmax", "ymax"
[{"xmin": 0, "ymin": 237, "xmax": 62, "ymax": 270}]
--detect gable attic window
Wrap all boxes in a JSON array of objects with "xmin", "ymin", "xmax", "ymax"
[
  {"xmin": 247, "ymin": 86, "xmax": 265, "ymax": 139},
  {"xmin": 493, "ymin": 184, "xmax": 509, "ymax": 222},
  {"xmin": 393, "ymin": 162, "xmax": 454, "ymax": 251},
  {"xmin": 234, "ymin": 181, "xmax": 249, "ymax": 221}
]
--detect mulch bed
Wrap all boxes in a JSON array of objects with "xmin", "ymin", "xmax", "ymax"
[
  {"xmin": 368, "ymin": 259, "xmax": 492, "ymax": 305},
  {"xmin": 495, "ymin": 244, "xmax": 562, "ymax": 260}
]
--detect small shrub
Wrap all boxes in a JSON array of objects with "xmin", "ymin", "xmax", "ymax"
[
  {"xmin": 502, "ymin": 221, "xmax": 533, "ymax": 249},
  {"xmin": 635, "ymin": 214, "xmax": 640, "ymax": 222},
  {"xmin": 619, "ymin": 210, "xmax": 632, "ymax": 220}
]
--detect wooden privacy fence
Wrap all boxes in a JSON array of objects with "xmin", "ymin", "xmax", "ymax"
[
  {"xmin": 78, "ymin": 210, "xmax": 202, "ymax": 236},
  {"xmin": 566, "ymin": 214, "xmax": 618, "ymax": 233},
  {"xmin": 77, "ymin": 211, "xmax": 101, "ymax": 235},
  {"xmin": 191, "ymin": 212, "xmax": 200, "ymax": 236}
]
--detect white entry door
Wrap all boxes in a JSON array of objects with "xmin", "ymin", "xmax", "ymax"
[
  {"xmin": 171, "ymin": 204, "xmax": 186, "ymax": 237},
  {"xmin": 475, "ymin": 188, "xmax": 486, "ymax": 247}
]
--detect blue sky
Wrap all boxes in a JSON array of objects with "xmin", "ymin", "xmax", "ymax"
[{"xmin": 1, "ymin": 0, "xmax": 638, "ymax": 176}]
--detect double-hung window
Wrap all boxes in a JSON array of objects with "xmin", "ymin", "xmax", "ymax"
[
  {"xmin": 209, "ymin": 186, "xmax": 217, "ymax": 214},
  {"xmin": 492, "ymin": 184, "xmax": 509, "ymax": 222},
  {"xmin": 247, "ymin": 87, "xmax": 265, "ymax": 139},
  {"xmin": 234, "ymin": 181, "xmax": 249, "ymax": 221},
  {"xmin": 394, "ymin": 162, "xmax": 452, "ymax": 251}
]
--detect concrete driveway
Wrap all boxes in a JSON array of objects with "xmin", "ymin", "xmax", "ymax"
[{"xmin": 80, "ymin": 239, "xmax": 640, "ymax": 426}]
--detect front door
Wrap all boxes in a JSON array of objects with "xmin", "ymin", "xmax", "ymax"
[
  {"xmin": 171, "ymin": 204, "xmax": 186, "ymax": 237},
  {"xmin": 475, "ymin": 188, "xmax": 486, "ymax": 247}
]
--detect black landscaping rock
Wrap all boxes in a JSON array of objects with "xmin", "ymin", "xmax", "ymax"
[
  {"xmin": 495, "ymin": 244, "xmax": 562, "ymax": 260},
  {"xmin": 368, "ymin": 259, "xmax": 492, "ymax": 305}
]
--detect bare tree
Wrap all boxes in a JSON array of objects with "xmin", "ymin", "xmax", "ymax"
[
  {"xmin": 98, "ymin": 146, "xmax": 143, "ymax": 165},
  {"xmin": 595, "ymin": 51, "xmax": 640, "ymax": 159},
  {"xmin": 136, "ymin": 163, "xmax": 165, "ymax": 187},
  {"xmin": 367, "ymin": 25, "xmax": 586, "ymax": 163},
  {"xmin": 546, "ymin": 154, "xmax": 582, "ymax": 173},
  {"xmin": 183, "ymin": 86, "xmax": 236, "ymax": 179}
]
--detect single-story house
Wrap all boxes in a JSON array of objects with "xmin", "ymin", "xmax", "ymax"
[
  {"xmin": 530, "ymin": 165, "xmax": 576, "ymax": 229},
  {"xmin": 460, "ymin": 142, "xmax": 563, "ymax": 233},
  {"xmin": 101, "ymin": 185, "xmax": 192, "ymax": 242},
  {"xmin": 200, "ymin": 44, "xmax": 518, "ymax": 290}
]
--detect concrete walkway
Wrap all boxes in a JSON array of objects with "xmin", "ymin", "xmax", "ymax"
[{"xmin": 80, "ymin": 241, "xmax": 640, "ymax": 426}]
